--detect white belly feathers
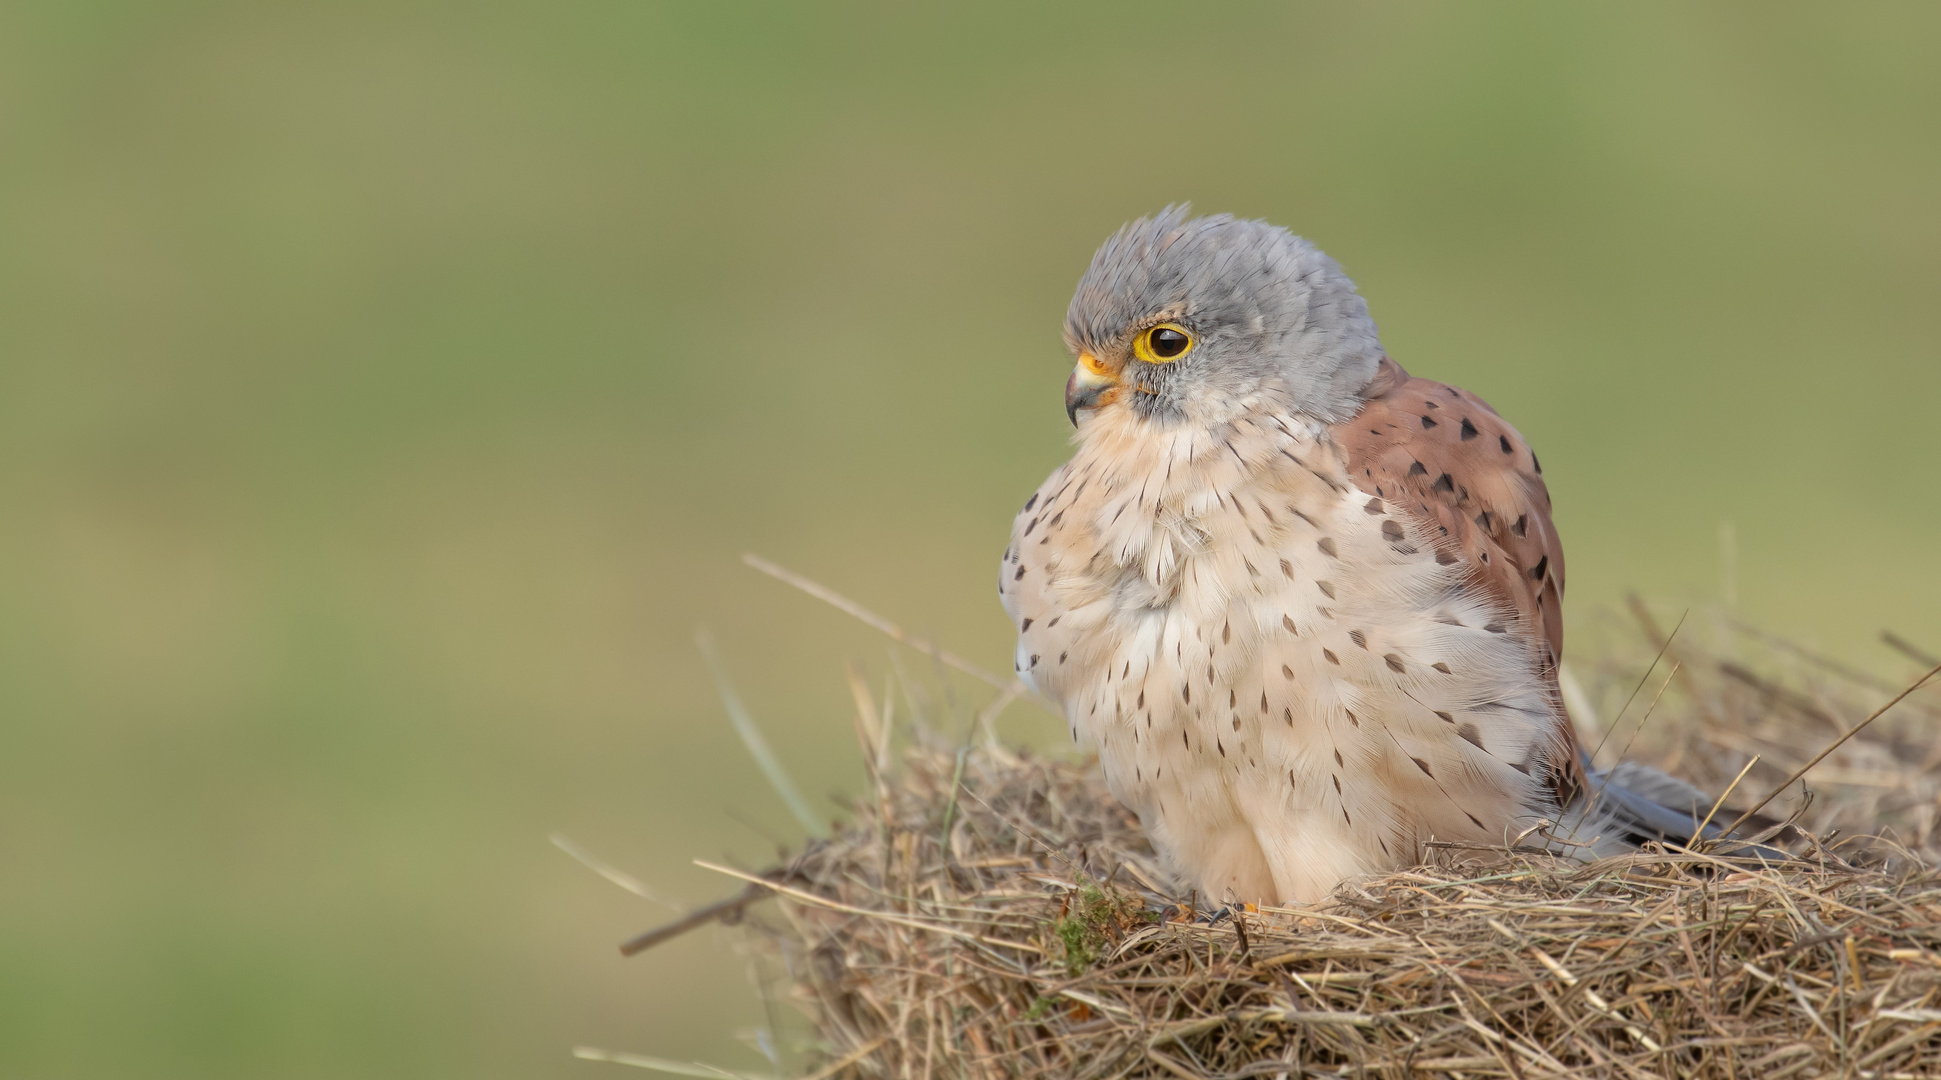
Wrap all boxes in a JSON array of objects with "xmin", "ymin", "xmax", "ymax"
[{"xmin": 999, "ymin": 409, "xmax": 1560, "ymax": 903}]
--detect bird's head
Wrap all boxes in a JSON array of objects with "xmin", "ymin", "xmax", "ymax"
[{"xmin": 1062, "ymin": 207, "xmax": 1385, "ymax": 432}]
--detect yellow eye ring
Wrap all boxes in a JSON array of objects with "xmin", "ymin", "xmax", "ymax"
[{"xmin": 1132, "ymin": 322, "xmax": 1194, "ymax": 364}]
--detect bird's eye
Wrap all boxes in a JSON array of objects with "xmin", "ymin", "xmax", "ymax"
[{"xmin": 1135, "ymin": 323, "xmax": 1194, "ymax": 363}]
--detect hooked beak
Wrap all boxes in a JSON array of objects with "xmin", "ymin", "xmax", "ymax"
[{"xmin": 1064, "ymin": 351, "xmax": 1118, "ymax": 426}]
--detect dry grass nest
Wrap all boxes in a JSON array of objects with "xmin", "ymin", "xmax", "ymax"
[{"xmin": 606, "ymin": 573, "xmax": 1941, "ymax": 1080}]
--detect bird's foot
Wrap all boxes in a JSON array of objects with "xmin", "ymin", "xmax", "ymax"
[{"xmin": 1195, "ymin": 905, "xmax": 1235, "ymax": 926}]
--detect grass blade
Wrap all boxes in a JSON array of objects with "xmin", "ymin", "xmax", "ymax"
[
  {"xmin": 572, "ymin": 1046, "xmax": 775, "ymax": 1079},
  {"xmin": 695, "ymin": 628, "xmax": 822, "ymax": 837}
]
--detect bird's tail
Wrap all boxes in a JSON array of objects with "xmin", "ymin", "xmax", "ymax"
[{"xmin": 1549, "ymin": 760, "xmax": 1787, "ymax": 860}]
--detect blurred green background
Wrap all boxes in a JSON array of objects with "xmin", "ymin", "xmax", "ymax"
[{"xmin": 2, "ymin": 2, "xmax": 1937, "ymax": 1077}]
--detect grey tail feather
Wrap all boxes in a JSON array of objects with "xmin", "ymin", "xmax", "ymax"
[
  {"xmin": 1551, "ymin": 758, "xmax": 1788, "ymax": 860},
  {"xmin": 1599, "ymin": 762, "xmax": 1711, "ymax": 818}
]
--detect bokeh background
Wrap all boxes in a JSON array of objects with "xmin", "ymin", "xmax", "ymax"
[{"xmin": 3, "ymin": 3, "xmax": 1938, "ymax": 1077}]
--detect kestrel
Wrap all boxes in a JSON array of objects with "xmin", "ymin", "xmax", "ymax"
[{"xmin": 1000, "ymin": 208, "xmax": 1719, "ymax": 905}]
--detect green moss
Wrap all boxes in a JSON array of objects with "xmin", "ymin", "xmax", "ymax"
[{"xmin": 1048, "ymin": 883, "xmax": 1155, "ymax": 977}]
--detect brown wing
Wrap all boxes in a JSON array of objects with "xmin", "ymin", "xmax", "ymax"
[{"xmin": 1330, "ymin": 356, "xmax": 1580, "ymax": 798}]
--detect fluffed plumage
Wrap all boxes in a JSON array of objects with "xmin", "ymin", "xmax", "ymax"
[{"xmin": 1000, "ymin": 208, "xmax": 1735, "ymax": 904}]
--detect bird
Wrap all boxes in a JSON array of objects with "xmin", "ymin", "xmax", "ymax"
[{"xmin": 999, "ymin": 207, "xmax": 1729, "ymax": 905}]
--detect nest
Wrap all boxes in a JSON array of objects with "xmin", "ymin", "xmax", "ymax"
[
  {"xmin": 747, "ymin": 746, "xmax": 1941, "ymax": 1080},
  {"xmin": 707, "ymin": 607, "xmax": 1941, "ymax": 1080},
  {"xmin": 595, "ymin": 566, "xmax": 1941, "ymax": 1079}
]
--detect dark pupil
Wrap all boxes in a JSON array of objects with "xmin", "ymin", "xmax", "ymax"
[{"xmin": 1149, "ymin": 328, "xmax": 1188, "ymax": 358}]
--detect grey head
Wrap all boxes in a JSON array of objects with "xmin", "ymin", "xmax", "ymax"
[{"xmin": 1062, "ymin": 207, "xmax": 1385, "ymax": 430}]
